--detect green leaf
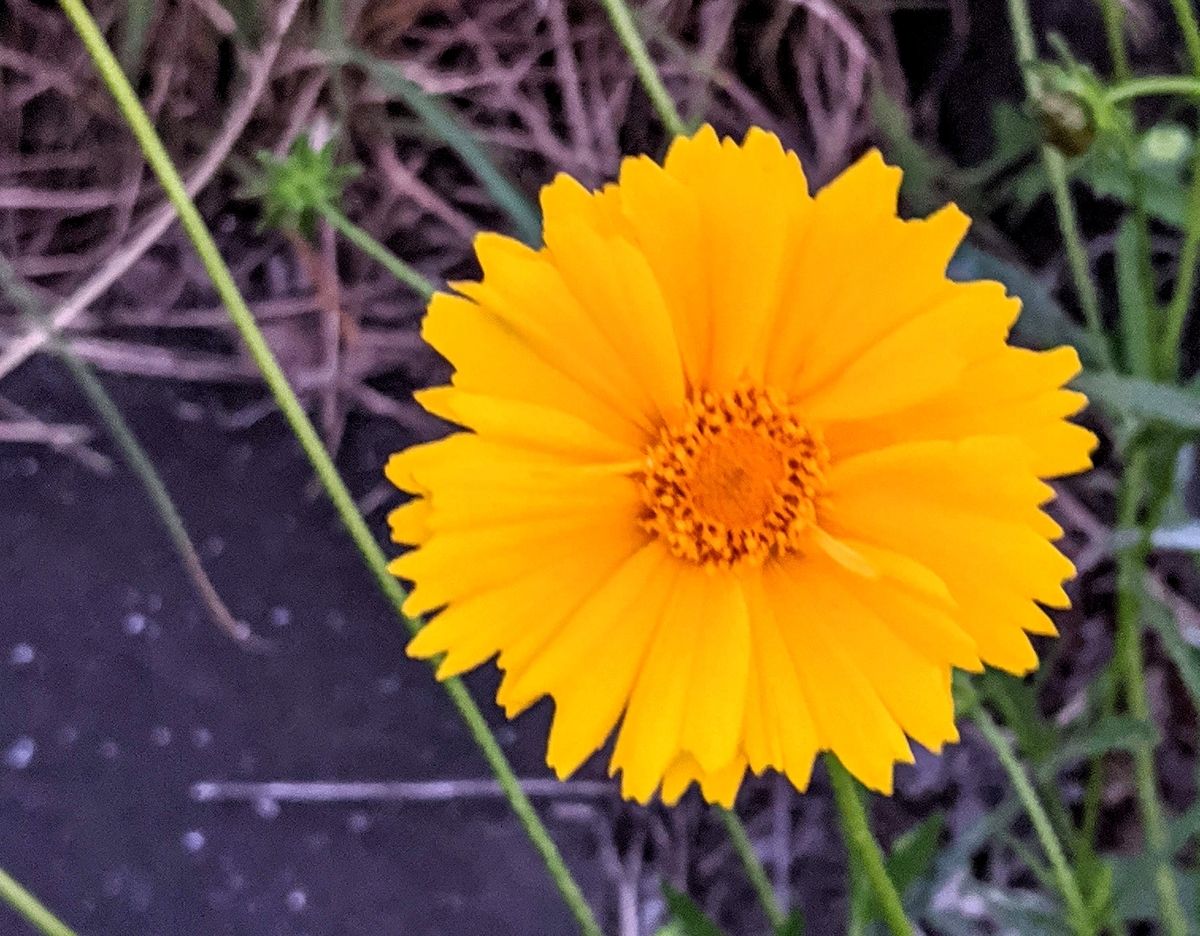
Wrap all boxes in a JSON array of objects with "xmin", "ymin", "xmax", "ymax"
[
  {"xmin": 1071, "ymin": 371, "xmax": 1200, "ymax": 430},
  {"xmin": 949, "ymin": 243, "xmax": 1103, "ymax": 366},
  {"xmin": 1041, "ymin": 716, "xmax": 1160, "ymax": 774},
  {"xmin": 661, "ymin": 883, "xmax": 728, "ymax": 936},
  {"xmin": 1076, "ymin": 148, "xmax": 1188, "ymax": 228},
  {"xmin": 1108, "ymin": 855, "xmax": 1200, "ymax": 927},
  {"xmin": 868, "ymin": 813, "xmax": 944, "ymax": 921}
]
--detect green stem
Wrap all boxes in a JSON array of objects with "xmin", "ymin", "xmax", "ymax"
[
  {"xmin": 1168, "ymin": 0, "xmax": 1200, "ymax": 74},
  {"xmin": 1106, "ymin": 74, "xmax": 1200, "ymax": 104},
  {"xmin": 718, "ymin": 807, "xmax": 787, "ymax": 931},
  {"xmin": 1096, "ymin": 0, "xmax": 1132, "ymax": 81},
  {"xmin": 320, "ymin": 203, "xmax": 437, "ymax": 301},
  {"xmin": 1005, "ymin": 0, "xmax": 1113, "ymax": 370},
  {"xmin": 0, "ymin": 259, "xmax": 267, "ymax": 652},
  {"xmin": 0, "ymin": 868, "xmax": 80, "ymax": 936},
  {"xmin": 1113, "ymin": 446, "xmax": 1189, "ymax": 936},
  {"xmin": 825, "ymin": 756, "xmax": 913, "ymax": 936},
  {"xmin": 958, "ymin": 680, "xmax": 1094, "ymax": 936},
  {"xmin": 57, "ymin": 3, "xmax": 602, "ymax": 933},
  {"xmin": 596, "ymin": 0, "xmax": 688, "ymax": 138}
]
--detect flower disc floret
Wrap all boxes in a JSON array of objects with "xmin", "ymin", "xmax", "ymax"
[{"xmin": 638, "ymin": 386, "xmax": 828, "ymax": 569}]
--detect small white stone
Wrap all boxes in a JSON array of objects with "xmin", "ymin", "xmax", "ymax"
[
  {"xmin": 191, "ymin": 727, "xmax": 212, "ymax": 749},
  {"xmin": 254, "ymin": 797, "xmax": 280, "ymax": 820},
  {"xmin": 269, "ymin": 606, "xmax": 291, "ymax": 628},
  {"xmin": 5, "ymin": 737, "xmax": 35, "ymax": 770},
  {"xmin": 10, "ymin": 644, "xmax": 34, "ymax": 666},
  {"xmin": 285, "ymin": 889, "xmax": 307, "ymax": 913},
  {"xmin": 123, "ymin": 613, "xmax": 147, "ymax": 636},
  {"xmin": 181, "ymin": 830, "xmax": 205, "ymax": 853}
]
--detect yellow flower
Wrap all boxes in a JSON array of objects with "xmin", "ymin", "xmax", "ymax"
[{"xmin": 386, "ymin": 126, "xmax": 1095, "ymax": 807}]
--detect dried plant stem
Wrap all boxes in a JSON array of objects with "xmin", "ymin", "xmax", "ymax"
[
  {"xmin": 55, "ymin": 3, "xmax": 602, "ymax": 933},
  {"xmin": 597, "ymin": 0, "xmax": 687, "ymax": 138},
  {"xmin": 825, "ymin": 755, "xmax": 913, "ymax": 936},
  {"xmin": 1113, "ymin": 447, "xmax": 1188, "ymax": 936},
  {"xmin": 718, "ymin": 807, "xmax": 787, "ymax": 931},
  {"xmin": 958, "ymin": 679, "xmax": 1094, "ymax": 936},
  {"xmin": 320, "ymin": 203, "xmax": 436, "ymax": 301},
  {"xmin": 1004, "ymin": 0, "xmax": 1112, "ymax": 369},
  {"xmin": 0, "ymin": 257, "xmax": 268, "ymax": 652},
  {"xmin": 0, "ymin": 867, "xmax": 79, "ymax": 936}
]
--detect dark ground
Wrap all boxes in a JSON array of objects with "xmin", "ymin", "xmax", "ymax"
[{"xmin": 0, "ymin": 357, "xmax": 604, "ymax": 936}]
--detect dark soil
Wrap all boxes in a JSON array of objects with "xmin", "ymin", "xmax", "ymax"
[{"xmin": 0, "ymin": 357, "xmax": 602, "ymax": 936}]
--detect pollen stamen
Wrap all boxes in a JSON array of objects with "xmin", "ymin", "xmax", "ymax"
[{"xmin": 636, "ymin": 387, "xmax": 829, "ymax": 569}]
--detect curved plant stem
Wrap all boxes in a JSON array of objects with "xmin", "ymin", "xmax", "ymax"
[
  {"xmin": 0, "ymin": 867, "xmax": 80, "ymax": 936},
  {"xmin": 1106, "ymin": 74, "xmax": 1200, "ymax": 104},
  {"xmin": 56, "ymin": 3, "xmax": 602, "ymax": 933},
  {"xmin": 320, "ymin": 203, "xmax": 437, "ymax": 301},
  {"xmin": 718, "ymin": 807, "xmax": 787, "ymax": 931},
  {"xmin": 1005, "ymin": 0, "xmax": 1113, "ymax": 370},
  {"xmin": 1168, "ymin": 0, "xmax": 1200, "ymax": 73},
  {"xmin": 597, "ymin": 0, "xmax": 688, "ymax": 138},
  {"xmin": 1097, "ymin": 0, "xmax": 1132, "ymax": 81},
  {"xmin": 0, "ymin": 259, "xmax": 269, "ymax": 652},
  {"xmin": 1113, "ymin": 447, "xmax": 1189, "ymax": 936},
  {"xmin": 825, "ymin": 755, "xmax": 913, "ymax": 936},
  {"xmin": 958, "ymin": 680, "xmax": 1094, "ymax": 936}
]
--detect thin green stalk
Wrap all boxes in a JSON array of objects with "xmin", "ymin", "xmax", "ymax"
[
  {"xmin": 1096, "ymin": 0, "xmax": 1132, "ymax": 81},
  {"xmin": 320, "ymin": 203, "xmax": 436, "ymax": 301},
  {"xmin": 1113, "ymin": 446, "xmax": 1189, "ymax": 936},
  {"xmin": 825, "ymin": 755, "xmax": 914, "ymax": 936},
  {"xmin": 1106, "ymin": 74, "xmax": 1200, "ymax": 104},
  {"xmin": 0, "ymin": 258, "xmax": 267, "ymax": 652},
  {"xmin": 1168, "ymin": 0, "xmax": 1200, "ymax": 74},
  {"xmin": 596, "ymin": 0, "xmax": 688, "ymax": 138},
  {"xmin": 1005, "ymin": 0, "xmax": 1113, "ymax": 370},
  {"xmin": 56, "ymin": 3, "xmax": 602, "ymax": 933},
  {"xmin": 0, "ymin": 867, "xmax": 79, "ymax": 936},
  {"xmin": 958, "ymin": 680, "xmax": 1094, "ymax": 936},
  {"xmin": 718, "ymin": 807, "xmax": 787, "ymax": 931}
]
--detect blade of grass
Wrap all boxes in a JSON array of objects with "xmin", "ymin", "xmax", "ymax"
[
  {"xmin": 0, "ymin": 256, "xmax": 269, "ymax": 653},
  {"xmin": 0, "ymin": 867, "xmax": 80, "ymax": 936},
  {"xmin": 597, "ymin": 0, "xmax": 687, "ymax": 138},
  {"xmin": 342, "ymin": 45, "xmax": 542, "ymax": 246},
  {"xmin": 717, "ymin": 807, "xmax": 788, "ymax": 932},
  {"xmin": 319, "ymin": 202, "xmax": 436, "ymax": 301},
  {"xmin": 54, "ymin": 3, "xmax": 602, "ymax": 932},
  {"xmin": 957, "ymin": 677, "xmax": 1095, "ymax": 936}
]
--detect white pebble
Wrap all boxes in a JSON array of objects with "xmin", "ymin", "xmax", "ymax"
[
  {"xmin": 123, "ymin": 613, "xmax": 147, "ymax": 636},
  {"xmin": 4, "ymin": 737, "xmax": 35, "ymax": 770},
  {"xmin": 181, "ymin": 830, "xmax": 205, "ymax": 853},
  {"xmin": 285, "ymin": 889, "xmax": 307, "ymax": 913},
  {"xmin": 191, "ymin": 727, "xmax": 212, "ymax": 749},
  {"xmin": 10, "ymin": 644, "xmax": 34, "ymax": 666},
  {"xmin": 254, "ymin": 797, "xmax": 280, "ymax": 820},
  {"xmin": 269, "ymin": 606, "xmax": 291, "ymax": 628}
]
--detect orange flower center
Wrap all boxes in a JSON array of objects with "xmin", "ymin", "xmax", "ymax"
[{"xmin": 637, "ymin": 387, "xmax": 829, "ymax": 569}]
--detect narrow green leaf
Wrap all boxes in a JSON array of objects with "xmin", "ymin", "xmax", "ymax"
[
  {"xmin": 1042, "ymin": 716, "xmax": 1160, "ymax": 774},
  {"xmin": 1108, "ymin": 856, "xmax": 1200, "ymax": 928},
  {"xmin": 346, "ymin": 46, "xmax": 542, "ymax": 245},
  {"xmin": 662, "ymin": 883, "xmax": 728, "ymax": 936},
  {"xmin": 1071, "ymin": 371, "xmax": 1200, "ymax": 429},
  {"xmin": 1114, "ymin": 218, "xmax": 1155, "ymax": 376},
  {"xmin": 883, "ymin": 813, "xmax": 945, "ymax": 903}
]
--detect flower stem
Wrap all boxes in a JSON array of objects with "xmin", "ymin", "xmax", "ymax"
[
  {"xmin": 718, "ymin": 807, "xmax": 787, "ymax": 931},
  {"xmin": 1105, "ymin": 74, "xmax": 1200, "ymax": 104},
  {"xmin": 1168, "ymin": 0, "xmax": 1200, "ymax": 73},
  {"xmin": 597, "ymin": 0, "xmax": 688, "ymax": 138},
  {"xmin": 957, "ymin": 679, "xmax": 1094, "ymax": 936},
  {"xmin": 825, "ymin": 755, "xmax": 913, "ymax": 936},
  {"xmin": 319, "ymin": 203, "xmax": 437, "ymax": 301},
  {"xmin": 1096, "ymin": 0, "xmax": 1132, "ymax": 81},
  {"xmin": 56, "ymin": 2, "xmax": 603, "ymax": 933},
  {"xmin": 0, "ymin": 867, "xmax": 80, "ymax": 936},
  {"xmin": 1004, "ymin": 0, "xmax": 1113, "ymax": 369},
  {"xmin": 1113, "ymin": 446, "xmax": 1189, "ymax": 936}
]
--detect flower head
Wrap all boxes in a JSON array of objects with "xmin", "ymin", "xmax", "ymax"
[{"xmin": 386, "ymin": 126, "xmax": 1095, "ymax": 806}]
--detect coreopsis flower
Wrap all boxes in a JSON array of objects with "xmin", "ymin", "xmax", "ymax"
[{"xmin": 386, "ymin": 126, "xmax": 1094, "ymax": 806}]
